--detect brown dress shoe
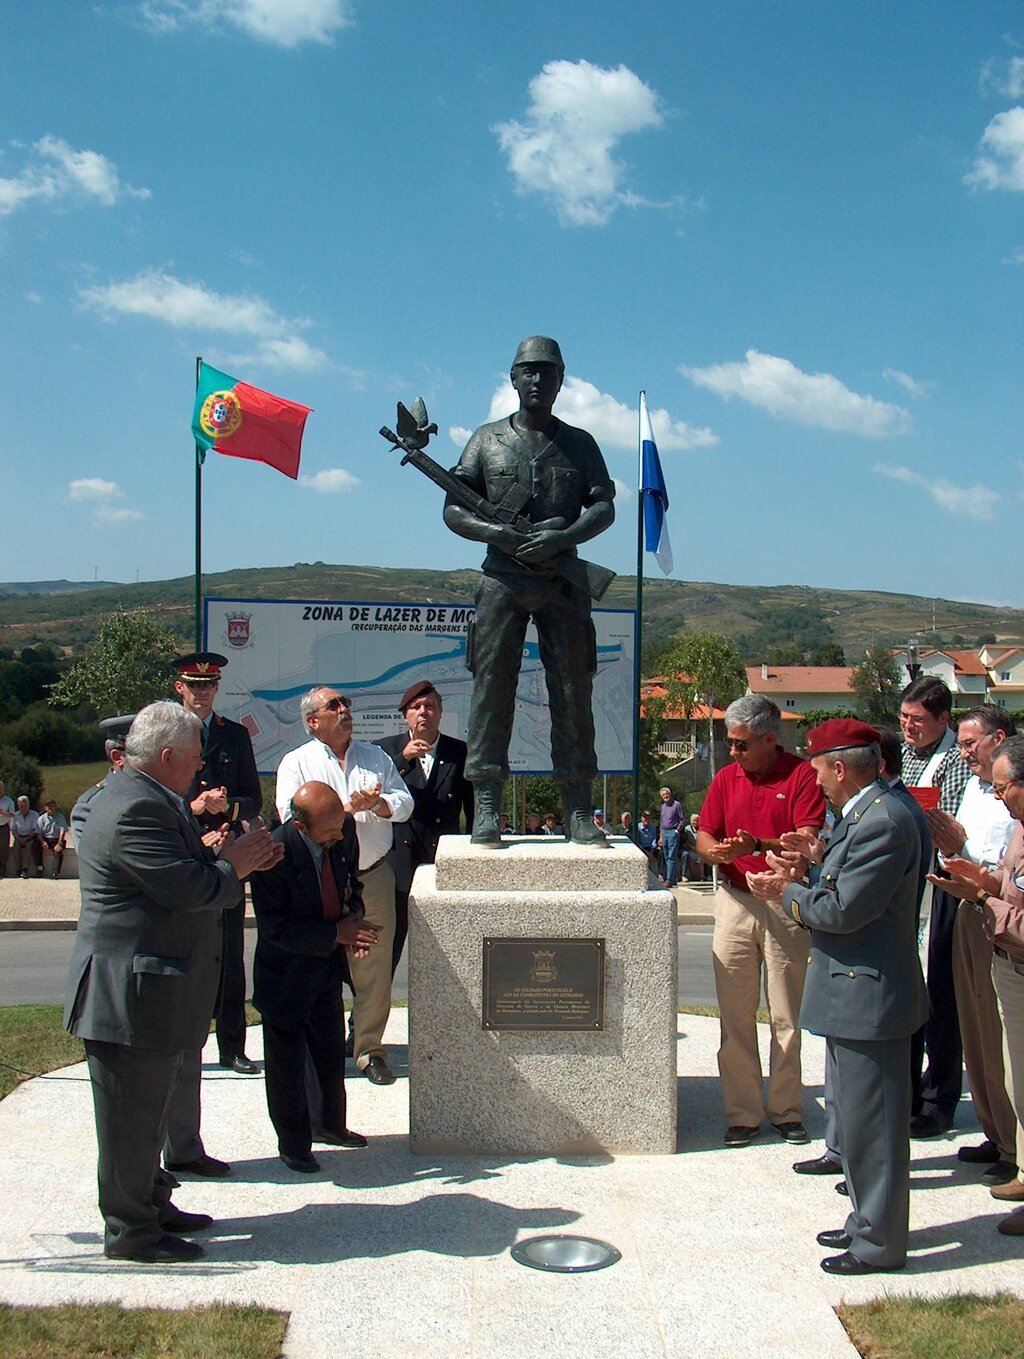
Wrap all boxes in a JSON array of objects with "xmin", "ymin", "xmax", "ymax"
[
  {"xmin": 997, "ymin": 1207, "xmax": 1024, "ymax": 1236},
  {"xmin": 991, "ymin": 1177, "xmax": 1024, "ymax": 1201}
]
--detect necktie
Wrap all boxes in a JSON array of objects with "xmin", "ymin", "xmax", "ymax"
[{"xmin": 321, "ymin": 850, "xmax": 342, "ymax": 920}]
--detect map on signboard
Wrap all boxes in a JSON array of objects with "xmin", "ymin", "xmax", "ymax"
[{"xmin": 204, "ymin": 597, "xmax": 635, "ymax": 775}]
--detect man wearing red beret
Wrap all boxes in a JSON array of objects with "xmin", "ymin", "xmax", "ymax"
[
  {"xmin": 375, "ymin": 681, "xmax": 473, "ymax": 974},
  {"xmin": 747, "ymin": 718, "xmax": 928, "ymax": 1275}
]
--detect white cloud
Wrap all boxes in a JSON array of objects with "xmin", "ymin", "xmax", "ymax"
[
  {"xmin": 873, "ymin": 463, "xmax": 999, "ymax": 521},
  {"xmin": 449, "ymin": 425, "xmax": 472, "ymax": 447},
  {"xmin": 24, "ymin": 291, "xmax": 43, "ymax": 304},
  {"xmin": 612, "ymin": 476, "xmax": 633, "ymax": 504},
  {"xmin": 0, "ymin": 135, "xmax": 149, "ymax": 217},
  {"xmin": 981, "ymin": 55, "xmax": 1024, "ymax": 100},
  {"xmin": 482, "ymin": 375, "xmax": 717, "ymax": 452},
  {"xmin": 79, "ymin": 268, "xmax": 328, "ymax": 371},
  {"xmin": 299, "ymin": 468, "xmax": 360, "ymax": 493},
  {"xmin": 494, "ymin": 60, "xmax": 665, "ymax": 226},
  {"xmin": 965, "ymin": 106, "xmax": 1024, "ymax": 191},
  {"xmin": 68, "ymin": 477, "xmax": 146, "ymax": 526},
  {"xmin": 139, "ymin": 0, "xmax": 353, "ymax": 47},
  {"xmin": 681, "ymin": 349, "xmax": 912, "ymax": 438},
  {"xmin": 882, "ymin": 368, "xmax": 935, "ymax": 400}
]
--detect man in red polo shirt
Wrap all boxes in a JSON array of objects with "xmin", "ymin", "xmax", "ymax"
[{"xmin": 697, "ymin": 694, "xmax": 826, "ymax": 1147}]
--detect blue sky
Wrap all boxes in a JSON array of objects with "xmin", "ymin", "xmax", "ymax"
[{"xmin": 2, "ymin": 2, "xmax": 1021, "ymax": 607}]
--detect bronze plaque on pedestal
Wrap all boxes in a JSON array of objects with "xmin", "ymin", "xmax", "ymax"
[{"xmin": 482, "ymin": 937, "xmax": 606, "ymax": 1031}]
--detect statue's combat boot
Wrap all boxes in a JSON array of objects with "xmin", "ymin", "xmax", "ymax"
[
  {"xmin": 471, "ymin": 781, "xmax": 503, "ymax": 847},
  {"xmin": 561, "ymin": 783, "xmax": 608, "ymax": 846}
]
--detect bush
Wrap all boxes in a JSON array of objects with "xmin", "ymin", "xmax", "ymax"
[
  {"xmin": 0, "ymin": 746, "xmax": 44, "ymax": 807},
  {"xmin": 0, "ymin": 706, "xmax": 96, "ymax": 764}
]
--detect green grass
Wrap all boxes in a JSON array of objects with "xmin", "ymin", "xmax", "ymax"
[
  {"xmin": 41, "ymin": 761, "xmax": 107, "ymax": 817},
  {"xmin": 0, "ymin": 1301, "xmax": 288, "ymax": 1359},
  {"xmin": 0, "ymin": 1005, "xmax": 83, "ymax": 1101},
  {"xmin": 840, "ymin": 1294, "xmax": 1024, "ymax": 1359}
]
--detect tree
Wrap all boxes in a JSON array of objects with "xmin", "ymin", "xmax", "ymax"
[
  {"xmin": 658, "ymin": 632, "xmax": 747, "ymax": 782},
  {"xmin": 48, "ymin": 605, "xmax": 180, "ymax": 715},
  {"xmin": 0, "ymin": 745, "xmax": 43, "ymax": 808},
  {"xmin": 849, "ymin": 645, "xmax": 902, "ymax": 725},
  {"xmin": 809, "ymin": 641, "xmax": 846, "ymax": 666}
]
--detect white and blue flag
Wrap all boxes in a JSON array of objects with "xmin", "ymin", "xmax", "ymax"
[{"xmin": 640, "ymin": 391, "xmax": 672, "ymax": 575}]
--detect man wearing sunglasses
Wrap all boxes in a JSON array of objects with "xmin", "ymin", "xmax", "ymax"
[
  {"xmin": 276, "ymin": 688, "xmax": 413, "ymax": 1085},
  {"xmin": 696, "ymin": 694, "xmax": 826, "ymax": 1149}
]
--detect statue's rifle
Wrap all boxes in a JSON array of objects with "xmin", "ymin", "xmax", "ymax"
[{"xmin": 379, "ymin": 415, "xmax": 616, "ymax": 603}]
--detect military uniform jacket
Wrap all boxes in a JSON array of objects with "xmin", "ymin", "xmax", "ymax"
[
  {"xmin": 188, "ymin": 711, "xmax": 262, "ymax": 830},
  {"xmin": 451, "ymin": 415, "xmax": 614, "ymax": 581},
  {"xmin": 249, "ymin": 818, "xmax": 364, "ymax": 1027},
  {"xmin": 63, "ymin": 765, "xmax": 242, "ymax": 1050},
  {"xmin": 782, "ymin": 782, "xmax": 929, "ymax": 1042},
  {"xmin": 375, "ymin": 731, "xmax": 473, "ymax": 893}
]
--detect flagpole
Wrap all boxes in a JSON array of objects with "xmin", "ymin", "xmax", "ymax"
[
  {"xmin": 194, "ymin": 355, "xmax": 203, "ymax": 651},
  {"xmin": 631, "ymin": 391, "xmax": 645, "ymax": 835}
]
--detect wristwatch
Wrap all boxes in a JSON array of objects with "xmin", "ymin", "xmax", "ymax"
[{"xmin": 973, "ymin": 891, "xmax": 990, "ymax": 913}]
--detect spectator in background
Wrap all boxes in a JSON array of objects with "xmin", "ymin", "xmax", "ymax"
[
  {"xmin": 618, "ymin": 810, "xmax": 634, "ymax": 839},
  {"xmin": 0, "ymin": 781, "xmax": 14, "ymax": 877},
  {"xmin": 541, "ymin": 811, "xmax": 563, "ymax": 836},
  {"xmin": 658, "ymin": 786, "xmax": 685, "ymax": 886},
  {"xmin": 900, "ymin": 675, "xmax": 973, "ymax": 1138},
  {"xmin": 38, "ymin": 798, "xmax": 69, "ymax": 879},
  {"xmin": 593, "ymin": 808, "xmax": 606, "ymax": 832},
  {"xmin": 11, "ymin": 796, "xmax": 43, "ymax": 878},
  {"xmin": 524, "ymin": 812, "xmax": 543, "ymax": 835},
  {"xmin": 637, "ymin": 810, "xmax": 659, "ymax": 871}
]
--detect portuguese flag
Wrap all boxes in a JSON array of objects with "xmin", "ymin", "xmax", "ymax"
[{"xmin": 191, "ymin": 362, "xmax": 311, "ymax": 480}]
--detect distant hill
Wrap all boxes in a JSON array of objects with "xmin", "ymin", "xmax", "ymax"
[
  {"xmin": 1, "ymin": 563, "xmax": 1022, "ymax": 660},
  {"xmin": 0, "ymin": 579, "xmax": 121, "ymax": 597}
]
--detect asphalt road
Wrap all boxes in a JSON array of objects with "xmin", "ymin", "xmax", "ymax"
[{"xmin": 0, "ymin": 924, "xmax": 718, "ymax": 1009}]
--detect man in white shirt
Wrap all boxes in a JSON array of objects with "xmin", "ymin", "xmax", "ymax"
[
  {"xmin": 11, "ymin": 796, "xmax": 42, "ymax": 878},
  {"xmin": 276, "ymin": 688, "xmax": 413, "ymax": 1084},
  {"xmin": 0, "ymin": 781, "xmax": 14, "ymax": 878},
  {"xmin": 924, "ymin": 706, "xmax": 1019, "ymax": 1183},
  {"xmin": 38, "ymin": 798, "xmax": 69, "ymax": 879}
]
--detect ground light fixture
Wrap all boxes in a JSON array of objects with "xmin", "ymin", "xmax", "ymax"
[{"xmin": 511, "ymin": 1235, "xmax": 621, "ymax": 1273}]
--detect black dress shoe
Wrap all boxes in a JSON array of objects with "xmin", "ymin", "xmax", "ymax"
[
  {"xmin": 161, "ymin": 1206, "xmax": 214, "ymax": 1233},
  {"xmin": 363, "ymin": 1055, "xmax": 396, "ymax": 1085},
  {"xmin": 106, "ymin": 1233, "xmax": 204, "ymax": 1263},
  {"xmin": 312, "ymin": 1127, "xmax": 368, "ymax": 1148},
  {"xmin": 773, "ymin": 1121, "xmax": 810, "ymax": 1145},
  {"xmin": 816, "ymin": 1229, "xmax": 852, "ymax": 1249},
  {"xmin": 820, "ymin": 1250, "xmax": 900, "ymax": 1276},
  {"xmin": 220, "ymin": 1055, "xmax": 260, "ymax": 1075},
  {"xmin": 909, "ymin": 1108, "xmax": 953, "ymax": 1138},
  {"xmin": 793, "ymin": 1154, "xmax": 843, "ymax": 1176},
  {"xmin": 835, "ymin": 1180, "xmax": 849, "ymax": 1196},
  {"xmin": 958, "ymin": 1139, "xmax": 1000, "ymax": 1163},
  {"xmin": 165, "ymin": 1153, "xmax": 231, "ymax": 1178},
  {"xmin": 281, "ymin": 1151, "xmax": 320, "ymax": 1173}
]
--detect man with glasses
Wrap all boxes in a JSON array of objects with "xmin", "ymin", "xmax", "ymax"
[
  {"xmin": 926, "ymin": 734, "xmax": 1024, "ymax": 1235},
  {"xmin": 276, "ymin": 688, "xmax": 412, "ymax": 1085},
  {"xmin": 899, "ymin": 676, "xmax": 973, "ymax": 1138},
  {"xmin": 921, "ymin": 706, "xmax": 1016, "ymax": 1178},
  {"xmin": 696, "ymin": 694, "xmax": 826, "ymax": 1148}
]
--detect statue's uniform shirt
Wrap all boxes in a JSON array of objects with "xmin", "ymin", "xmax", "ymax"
[{"xmin": 450, "ymin": 416, "xmax": 614, "ymax": 785}]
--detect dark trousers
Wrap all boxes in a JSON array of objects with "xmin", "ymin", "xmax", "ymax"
[
  {"xmin": 913, "ymin": 887, "xmax": 963, "ymax": 1117},
  {"xmin": 216, "ymin": 899, "xmax": 248, "ymax": 1063},
  {"xmin": 393, "ymin": 883, "xmax": 410, "ymax": 976},
  {"xmin": 466, "ymin": 571, "xmax": 597, "ymax": 785},
  {"xmin": 263, "ymin": 983, "xmax": 348, "ymax": 1157},
  {"xmin": 84, "ymin": 1038, "xmax": 181, "ymax": 1249}
]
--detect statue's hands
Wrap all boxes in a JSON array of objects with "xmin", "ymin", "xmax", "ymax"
[{"xmin": 515, "ymin": 528, "xmax": 570, "ymax": 565}]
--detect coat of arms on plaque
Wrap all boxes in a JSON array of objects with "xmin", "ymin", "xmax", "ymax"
[{"xmin": 530, "ymin": 949, "xmax": 557, "ymax": 983}]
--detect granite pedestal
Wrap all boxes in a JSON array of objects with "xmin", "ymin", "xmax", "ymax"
[{"xmin": 408, "ymin": 835, "xmax": 678, "ymax": 1155}]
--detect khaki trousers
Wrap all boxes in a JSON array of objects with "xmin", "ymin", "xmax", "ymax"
[
  {"xmin": 992, "ymin": 951, "xmax": 1024, "ymax": 1175},
  {"xmin": 712, "ymin": 881, "xmax": 808, "ymax": 1127},
  {"xmin": 350, "ymin": 858, "xmax": 396, "ymax": 1069},
  {"xmin": 952, "ymin": 904, "xmax": 1019, "ymax": 1161}
]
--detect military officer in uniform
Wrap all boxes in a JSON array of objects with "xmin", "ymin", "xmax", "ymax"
[
  {"xmin": 375, "ymin": 680, "xmax": 473, "ymax": 974},
  {"xmin": 747, "ymin": 718, "xmax": 928, "ymax": 1275},
  {"xmin": 443, "ymin": 336, "xmax": 615, "ymax": 847},
  {"xmin": 174, "ymin": 651, "xmax": 262, "ymax": 1075}
]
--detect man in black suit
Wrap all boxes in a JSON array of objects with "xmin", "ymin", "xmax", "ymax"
[
  {"xmin": 174, "ymin": 651, "xmax": 263, "ymax": 1075},
  {"xmin": 375, "ymin": 680, "xmax": 473, "ymax": 974},
  {"xmin": 64, "ymin": 701, "xmax": 281, "ymax": 1263},
  {"xmin": 250, "ymin": 782, "xmax": 381, "ymax": 1173}
]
